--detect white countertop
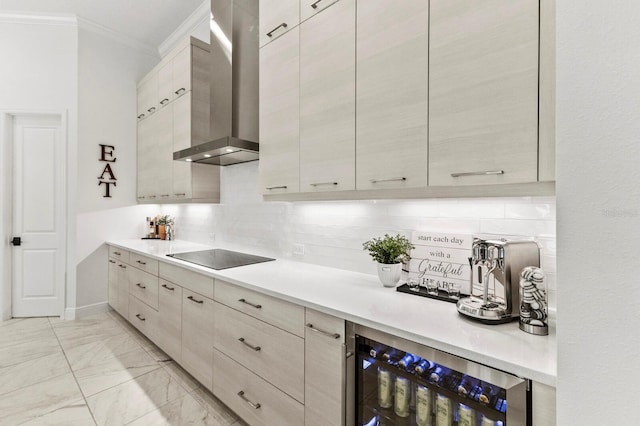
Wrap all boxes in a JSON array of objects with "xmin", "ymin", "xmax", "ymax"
[{"xmin": 107, "ymin": 239, "xmax": 557, "ymax": 386}]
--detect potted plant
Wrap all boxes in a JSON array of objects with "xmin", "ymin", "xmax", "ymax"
[
  {"xmin": 363, "ymin": 234, "xmax": 414, "ymax": 287},
  {"xmin": 156, "ymin": 215, "xmax": 174, "ymax": 240}
]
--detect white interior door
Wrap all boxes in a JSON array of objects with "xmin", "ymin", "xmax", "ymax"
[{"xmin": 11, "ymin": 114, "xmax": 65, "ymax": 317}]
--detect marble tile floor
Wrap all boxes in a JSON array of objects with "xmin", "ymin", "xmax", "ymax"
[{"xmin": 0, "ymin": 311, "xmax": 247, "ymax": 426}]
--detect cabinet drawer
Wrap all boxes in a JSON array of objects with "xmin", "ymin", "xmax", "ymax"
[
  {"xmin": 128, "ymin": 294, "xmax": 158, "ymax": 340},
  {"xmin": 300, "ymin": 0, "xmax": 340, "ymax": 21},
  {"xmin": 157, "ymin": 279, "xmax": 182, "ymax": 362},
  {"xmin": 215, "ymin": 280, "xmax": 305, "ymax": 337},
  {"xmin": 128, "ymin": 267, "xmax": 159, "ymax": 310},
  {"xmin": 108, "ymin": 246, "xmax": 129, "ymax": 263},
  {"xmin": 214, "ymin": 302, "xmax": 304, "ymax": 403},
  {"xmin": 159, "ymin": 262, "xmax": 214, "ymax": 299},
  {"xmin": 213, "ymin": 349, "xmax": 304, "ymax": 426},
  {"xmin": 129, "ymin": 252, "xmax": 159, "ymax": 275}
]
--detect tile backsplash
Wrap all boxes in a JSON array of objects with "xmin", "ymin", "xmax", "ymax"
[{"xmin": 161, "ymin": 162, "xmax": 557, "ymax": 311}]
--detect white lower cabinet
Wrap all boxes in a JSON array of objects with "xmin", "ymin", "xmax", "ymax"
[
  {"xmin": 304, "ymin": 309, "xmax": 346, "ymax": 426},
  {"xmin": 182, "ymin": 288, "xmax": 214, "ymax": 390},
  {"xmin": 213, "ymin": 349, "xmax": 304, "ymax": 426}
]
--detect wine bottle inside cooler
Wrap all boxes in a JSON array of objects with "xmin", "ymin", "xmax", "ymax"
[
  {"xmin": 435, "ymin": 393, "xmax": 453, "ymax": 426},
  {"xmin": 370, "ymin": 344, "xmax": 386, "ymax": 359},
  {"xmin": 458, "ymin": 403, "xmax": 476, "ymax": 426},
  {"xmin": 415, "ymin": 384, "xmax": 432, "ymax": 426},
  {"xmin": 394, "ymin": 376, "xmax": 411, "ymax": 417},
  {"xmin": 383, "ymin": 348, "xmax": 404, "ymax": 365}
]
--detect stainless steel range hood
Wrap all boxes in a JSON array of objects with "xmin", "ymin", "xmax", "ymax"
[{"xmin": 174, "ymin": 0, "xmax": 259, "ymax": 166}]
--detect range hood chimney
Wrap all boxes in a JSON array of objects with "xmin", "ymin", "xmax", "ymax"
[{"xmin": 173, "ymin": 0, "xmax": 259, "ymax": 166}]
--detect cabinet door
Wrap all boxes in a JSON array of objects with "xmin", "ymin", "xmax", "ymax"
[
  {"xmin": 157, "ymin": 61, "xmax": 174, "ymax": 108},
  {"xmin": 355, "ymin": 0, "xmax": 429, "ymax": 190},
  {"xmin": 299, "ymin": 0, "xmax": 355, "ymax": 192},
  {"xmin": 136, "ymin": 114, "xmax": 155, "ymax": 202},
  {"xmin": 172, "ymin": 93, "xmax": 193, "ymax": 199},
  {"xmin": 305, "ymin": 309, "xmax": 346, "ymax": 426},
  {"xmin": 155, "ymin": 104, "xmax": 174, "ymax": 200},
  {"xmin": 139, "ymin": 73, "xmax": 159, "ymax": 118},
  {"xmin": 428, "ymin": 0, "xmax": 539, "ymax": 186},
  {"xmin": 116, "ymin": 262, "xmax": 129, "ymax": 318},
  {"xmin": 182, "ymin": 289, "xmax": 214, "ymax": 390},
  {"xmin": 158, "ymin": 279, "xmax": 182, "ymax": 363},
  {"xmin": 108, "ymin": 258, "xmax": 118, "ymax": 310},
  {"xmin": 259, "ymin": 0, "xmax": 299, "ymax": 47},
  {"xmin": 259, "ymin": 26, "xmax": 300, "ymax": 194},
  {"xmin": 172, "ymin": 46, "xmax": 191, "ymax": 98}
]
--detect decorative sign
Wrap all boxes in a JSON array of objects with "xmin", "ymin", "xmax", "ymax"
[
  {"xmin": 97, "ymin": 144, "xmax": 117, "ymax": 198},
  {"xmin": 409, "ymin": 231, "xmax": 473, "ymax": 294}
]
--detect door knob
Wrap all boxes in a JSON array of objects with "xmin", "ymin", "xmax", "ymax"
[{"xmin": 10, "ymin": 237, "xmax": 21, "ymax": 246}]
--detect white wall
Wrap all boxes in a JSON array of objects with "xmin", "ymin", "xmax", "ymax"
[
  {"xmin": 75, "ymin": 27, "xmax": 160, "ymax": 314},
  {"xmin": 0, "ymin": 18, "xmax": 78, "ymax": 319},
  {"xmin": 556, "ymin": 1, "xmax": 640, "ymax": 423}
]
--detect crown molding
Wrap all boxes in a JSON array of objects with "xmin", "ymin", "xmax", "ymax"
[
  {"xmin": 77, "ymin": 16, "xmax": 158, "ymax": 57},
  {"xmin": 158, "ymin": 0, "xmax": 209, "ymax": 57},
  {"xmin": 0, "ymin": 11, "xmax": 77, "ymax": 26}
]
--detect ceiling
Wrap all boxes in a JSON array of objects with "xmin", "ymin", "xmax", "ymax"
[{"xmin": 0, "ymin": 0, "xmax": 207, "ymax": 50}]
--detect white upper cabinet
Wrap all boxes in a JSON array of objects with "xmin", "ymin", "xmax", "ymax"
[
  {"xmin": 428, "ymin": 0, "xmax": 539, "ymax": 186},
  {"xmin": 355, "ymin": 0, "xmax": 429, "ymax": 191},
  {"xmin": 137, "ymin": 73, "xmax": 158, "ymax": 121},
  {"xmin": 136, "ymin": 37, "xmax": 219, "ymax": 204},
  {"xmin": 299, "ymin": 0, "xmax": 355, "ymax": 192},
  {"xmin": 259, "ymin": 26, "xmax": 301, "ymax": 194},
  {"xmin": 259, "ymin": 0, "xmax": 300, "ymax": 47}
]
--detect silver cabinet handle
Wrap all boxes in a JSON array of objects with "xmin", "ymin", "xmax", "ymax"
[
  {"xmin": 175, "ymin": 88, "xmax": 186, "ymax": 96},
  {"xmin": 187, "ymin": 295, "xmax": 203, "ymax": 304},
  {"xmin": 238, "ymin": 298, "xmax": 262, "ymax": 309},
  {"xmin": 265, "ymin": 185, "xmax": 287, "ymax": 190},
  {"xmin": 137, "ymin": 114, "xmax": 145, "ymax": 119},
  {"xmin": 310, "ymin": 182, "xmax": 338, "ymax": 187},
  {"xmin": 118, "ymin": 264, "xmax": 126, "ymax": 269},
  {"xmin": 238, "ymin": 337, "xmax": 261, "ymax": 351},
  {"xmin": 136, "ymin": 260, "xmax": 146, "ymax": 265},
  {"xmin": 137, "ymin": 196, "xmax": 145, "ymax": 200},
  {"xmin": 306, "ymin": 323, "xmax": 340, "ymax": 339},
  {"xmin": 451, "ymin": 170, "xmax": 504, "ymax": 178},
  {"xmin": 161, "ymin": 284, "xmax": 175, "ymax": 291},
  {"xmin": 311, "ymin": 0, "xmax": 325, "ymax": 8},
  {"xmin": 160, "ymin": 98, "xmax": 169, "ymax": 105},
  {"xmin": 108, "ymin": 259, "xmax": 116, "ymax": 264},
  {"xmin": 135, "ymin": 314, "xmax": 145, "ymax": 321},
  {"xmin": 148, "ymin": 195, "xmax": 157, "ymax": 199},
  {"xmin": 160, "ymin": 194, "xmax": 170, "ymax": 197},
  {"xmin": 136, "ymin": 283, "xmax": 146, "ymax": 289},
  {"xmin": 237, "ymin": 391, "xmax": 261, "ymax": 409},
  {"xmin": 266, "ymin": 23, "xmax": 287, "ymax": 38},
  {"xmin": 147, "ymin": 107, "xmax": 156, "ymax": 113},
  {"xmin": 174, "ymin": 193, "xmax": 186, "ymax": 197},
  {"xmin": 113, "ymin": 251, "xmax": 121, "ymax": 255},
  {"xmin": 370, "ymin": 177, "xmax": 407, "ymax": 184}
]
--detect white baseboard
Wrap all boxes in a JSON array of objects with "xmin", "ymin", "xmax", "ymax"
[{"xmin": 64, "ymin": 301, "xmax": 110, "ymax": 320}]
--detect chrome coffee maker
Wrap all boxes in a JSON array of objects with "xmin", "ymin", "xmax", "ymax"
[{"xmin": 457, "ymin": 238, "xmax": 540, "ymax": 324}]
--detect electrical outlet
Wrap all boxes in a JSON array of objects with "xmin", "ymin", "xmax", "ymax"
[
  {"xmin": 208, "ymin": 232, "xmax": 216, "ymax": 242},
  {"xmin": 292, "ymin": 243, "xmax": 305, "ymax": 256}
]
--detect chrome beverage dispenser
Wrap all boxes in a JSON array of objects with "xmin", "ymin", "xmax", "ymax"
[{"xmin": 457, "ymin": 238, "xmax": 540, "ymax": 324}]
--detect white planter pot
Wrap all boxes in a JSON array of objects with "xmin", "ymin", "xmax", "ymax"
[{"xmin": 376, "ymin": 262, "xmax": 402, "ymax": 287}]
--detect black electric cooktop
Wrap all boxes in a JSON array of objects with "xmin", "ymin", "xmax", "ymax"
[{"xmin": 167, "ymin": 249, "xmax": 275, "ymax": 270}]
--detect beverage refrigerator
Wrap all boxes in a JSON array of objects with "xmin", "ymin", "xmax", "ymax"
[{"xmin": 353, "ymin": 324, "xmax": 529, "ymax": 426}]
